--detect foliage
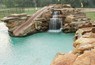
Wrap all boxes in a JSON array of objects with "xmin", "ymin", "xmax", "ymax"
[
  {"xmin": 86, "ymin": 12, "xmax": 95, "ymax": 20},
  {"xmin": 1, "ymin": 0, "xmax": 95, "ymax": 8}
]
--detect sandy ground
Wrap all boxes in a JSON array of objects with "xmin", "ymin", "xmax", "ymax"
[{"xmin": 77, "ymin": 8, "xmax": 95, "ymax": 12}]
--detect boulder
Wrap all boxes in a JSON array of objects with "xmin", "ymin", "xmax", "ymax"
[
  {"xmin": 91, "ymin": 27, "xmax": 95, "ymax": 33},
  {"xmin": 1, "ymin": 13, "xmax": 31, "ymax": 36},
  {"xmin": 65, "ymin": 15, "xmax": 75, "ymax": 23},
  {"xmin": 73, "ymin": 37, "xmax": 95, "ymax": 47},
  {"xmin": 74, "ymin": 27, "xmax": 92, "ymax": 40},
  {"xmin": 73, "ymin": 37, "xmax": 95, "ymax": 54},
  {"xmin": 40, "ymin": 10, "xmax": 52, "ymax": 20},
  {"xmin": 63, "ymin": 23, "xmax": 71, "ymax": 32},
  {"xmin": 73, "ymin": 50, "xmax": 95, "ymax": 65},
  {"xmin": 51, "ymin": 53, "xmax": 77, "ymax": 65}
]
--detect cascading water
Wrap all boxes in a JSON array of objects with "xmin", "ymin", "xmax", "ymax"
[{"xmin": 48, "ymin": 11, "xmax": 62, "ymax": 32}]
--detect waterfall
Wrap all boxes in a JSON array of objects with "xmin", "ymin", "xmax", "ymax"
[{"xmin": 48, "ymin": 11, "xmax": 62, "ymax": 32}]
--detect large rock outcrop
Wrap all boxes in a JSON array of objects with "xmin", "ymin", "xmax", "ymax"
[
  {"xmin": 51, "ymin": 26, "xmax": 95, "ymax": 65},
  {"xmin": 1, "ymin": 13, "xmax": 30, "ymax": 34},
  {"xmin": 51, "ymin": 53, "xmax": 77, "ymax": 65}
]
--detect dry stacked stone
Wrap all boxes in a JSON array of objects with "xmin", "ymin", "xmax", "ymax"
[
  {"xmin": 1, "ymin": 4, "xmax": 93, "ymax": 36},
  {"xmin": 1, "ymin": 13, "xmax": 30, "ymax": 33}
]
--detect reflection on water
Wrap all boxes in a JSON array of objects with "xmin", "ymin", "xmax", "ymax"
[
  {"xmin": 0, "ymin": 22, "xmax": 74, "ymax": 65},
  {"xmin": 0, "ymin": 22, "xmax": 13, "ymax": 65}
]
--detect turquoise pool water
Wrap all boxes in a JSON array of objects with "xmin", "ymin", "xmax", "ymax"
[{"xmin": 0, "ymin": 32, "xmax": 74, "ymax": 65}]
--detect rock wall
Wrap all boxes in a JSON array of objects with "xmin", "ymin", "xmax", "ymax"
[
  {"xmin": 49, "ymin": 5, "xmax": 95, "ymax": 65},
  {"xmin": 1, "ymin": 7, "xmax": 52, "ymax": 36},
  {"xmin": 51, "ymin": 18, "xmax": 95, "ymax": 65},
  {"xmin": 51, "ymin": 27, "xmax": 95, "ymax": 65},
  {"xmin": 1, "ymin": 13, "xmax": 30, "ymax": 34},
  {"xmin": 62, "ymin": 9, "xmax": 91, "ymax": 33},
  {"xmin": 1, "ymin": 4, "xmax": 94, "ymax": 36}
]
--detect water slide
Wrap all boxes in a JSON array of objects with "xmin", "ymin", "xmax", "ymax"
[{"xmin": 13, "ymin": 6, "xmax": 53, "ymax": 36}]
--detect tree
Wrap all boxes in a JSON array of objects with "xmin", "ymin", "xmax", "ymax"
[{"xmin": 1, "ymin": 0, "xmax": 95, "ymax": 8}]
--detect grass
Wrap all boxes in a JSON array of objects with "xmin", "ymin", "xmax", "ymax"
[
  {"xmin": 0, "ymin": 7, "xmax": 41, "ymax": 20},
  {"xmin": 0, "ymin": 8, "xmax": 95, "ymax": 21},
  {"xmin": 0, "ymin": 8, "xmax": 24, "ymax": 19},
  {"xmin": 85, "ymin": 12, "xmax": 95, "ymax": 20},
  {"xmin": 24, "ymin": 7, "xmax": 41, "ymax": 15}
]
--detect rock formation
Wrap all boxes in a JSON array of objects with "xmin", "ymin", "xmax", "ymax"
[
  {"xmin": 51, "ymin": 25, "xmax": 95, "ymax": 65},
  {"xmin": 50, "ymin": 5, "xmax": 95, "ymax": 64},
  {"xmin": 1, "ymin": 13, "xmax": 30, "ymax": 35},
  {"xmin": 51, "ymin": 53, "xmax": 77, "ymax": 65},
  {"xmin": 1, "ymin": 4, "xmax": 93, "ymax": 36}
]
